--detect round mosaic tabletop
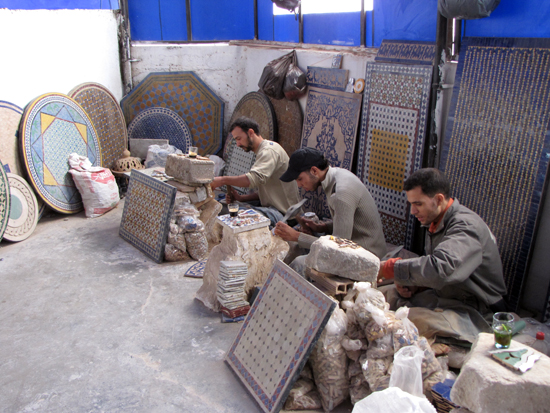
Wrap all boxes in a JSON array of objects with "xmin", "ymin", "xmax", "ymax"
[
  {"xmin": 4, "ymin": 173, "xmax": 38, "ymax": 242},
  {"xmin": 19, "ymin": 92, "xmax": 102, "ymax": 214},
  {"xmin": 126, "ymin": 107, "xmax": 192, "ymax": 154},
  {"xmin": 0, "ymin": 100, "xmax": 24, "ymax": 177},
  {"xmin": 267, "ymin": 95, "xmax": 303, "ymax": 157},
  {"xmin": 69, "ymin": 82, "xmax": 128, "ymax": 170},
  {"xmin": 0, "ymin": 160, "xmax": 10, "ymax": 242},
  {"xmin": 222, "ymin": 92, "xmax": 277, "ymax": 194}
]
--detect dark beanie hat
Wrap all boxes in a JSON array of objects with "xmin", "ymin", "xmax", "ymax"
[{"xmin": 280, "ymin": 147, "xmax": 325, "ymax": 182}]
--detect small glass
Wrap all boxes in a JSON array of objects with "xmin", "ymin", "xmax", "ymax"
[
  {"xmin": 228, "ymin": 203, "xmax": 239, "ymax": 218},
  {"xmin": 188, "ymin": 146, "xmax": 198, "ymax": 158},
  {"xmin": 492, "ymin": 312, "xmax": 514, "ymax": 349}
]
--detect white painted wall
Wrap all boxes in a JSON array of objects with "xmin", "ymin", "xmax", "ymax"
[
  {"xmin": 0, "ymin": 9, "xmax": 123, "ymax": 109},
  {"xmin": 129, "ymin": 43, "xmax": 377, "ymax": 132}
]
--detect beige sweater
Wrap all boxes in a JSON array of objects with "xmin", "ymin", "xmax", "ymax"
[
  {"xmin": 298, "ymin": 167, "xmax": 387, "ymax": 259},
  {"xmin": 245, "ymin": 140, "xmax": 300, "ymax": 214}
]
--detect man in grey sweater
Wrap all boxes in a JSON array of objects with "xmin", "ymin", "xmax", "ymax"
[
  {"xmin": 274, "ymin": 148, "xmax": 387, "ymax": 270},
  {"xmin": 378, "ymin": 168, "xmax": 507, "ymax": 343}
]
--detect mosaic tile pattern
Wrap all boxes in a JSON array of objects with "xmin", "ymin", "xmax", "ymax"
[
  {"xmin": 184, "ymin": 259, "xmax": 207, "ymax": 278},
  {"xmin": 4, "ymin": 173, "xmax": 38, "ymax": 242},
  {"xmin": 439, "ymin": 37, "xmax": 550, "ymax": 313},
  {"xmin": 19, "ymin": 93, "xmax": 102, "ymax": 214},
  {"xmin": 223, "ymin": 92, "xmax": 277, "ymax": 195},
  {"xmin": 120, "ymin": 71, "xmax": 224, "ymax": 156},
  {"xmin": 225, "ymin": 259, "xmax": 336, "ymax": 413},
  {"xmin": 0, "ymin": 159, "xmax": 10, "ymax": 242},
  {"xmin": 267, "ymin": 95, "xmax": 303, "ymax": 157},
  {"xmin": 69, "ymin": 82, "xmax": 128, "ymax": 170},
  {"xmin": 127, "ymin": 107, "xmax": 192, "ymax": 154},
  {"xmin": 356, "ymin": 63, "xmax": 432, "ymax": 247},
  {"xmin": 301, "ymin": 87, "xmax": 363, "ymax": 219},
  {"xmin": 0, "ymin": 101, "xmax": 24, "ymax": 177},
  {"xmin": 119, "ymin": 170, "xmax": 177, "ymax": 263},
  {"xmin": 375, "ymin": 40, "xmax": 436, "ymax": 65},
  {"xmin": 306, "ymin": 67, "xmax": 349, "ymax": 91}
]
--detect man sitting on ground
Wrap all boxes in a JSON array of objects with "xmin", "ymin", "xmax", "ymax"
[
  {"xmin": 210, "ymin": 117, "xmax": 300, "ymax": 226},
  {"xmin": 274, "ymin": 148, "xmax": 386, "ymax": 273},
  {"xmin": 378, "ymin": 168, "xmax": 507, "ymax": 344}
]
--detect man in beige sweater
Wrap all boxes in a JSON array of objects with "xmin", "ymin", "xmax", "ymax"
[
  {"xmin": 210, "ymin": 117, "xmax": 300, "ymax": 225},
  {"xmin": 274, "ymin": 148, "xmax": 386, "ymax": 273}
]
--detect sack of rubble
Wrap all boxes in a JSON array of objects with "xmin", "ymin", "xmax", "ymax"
[
  {"xmin": 309, "ymin": 307, "xmax": 349, "ymax": 411},
  {"xmin": 68, "ymin": 153, "xmax": 120, "ymax": 218}
]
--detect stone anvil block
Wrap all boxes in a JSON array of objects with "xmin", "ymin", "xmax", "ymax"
[
  {"xmin": 305, "ymin": 235, "xmax": 380, "ymax": 282},
  {"xmin": 165, "ymin": 154, "xmax": 215, "ymax": 185},
  {"xmin": 451, "ymin": 333, "xmax": 550, "ymax": 413}
]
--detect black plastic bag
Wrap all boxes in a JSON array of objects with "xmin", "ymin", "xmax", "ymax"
[
  {"xmin": 258, "ymin": 51, "xmax": 294, "ymax": 100},
  {"xmin": 284, "ymin": 51, "xmax": 307, "ymax": 101},
  {"xmin": 438, "ymin": 0, "xmax": 501, "ymax": 19},
  {"xmin": 271, "ymin": 0, "xmax": 300, "ymax": 13}
]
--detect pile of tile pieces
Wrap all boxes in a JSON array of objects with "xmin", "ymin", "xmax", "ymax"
[{"xmin": 217, "ymin": 260, "xmax": 250, "ymax": 323}]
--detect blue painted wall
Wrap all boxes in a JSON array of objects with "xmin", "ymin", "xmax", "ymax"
[
  {"xmin": 373, "ymin": 0, "xmax": 438, "ymax": 47},
  {"xmin": 464, "ymin": 0, "xmax": 550, "ymax": 38},
  {"xmin": 190, "ymin": 0, "xmax": 254, "ymax": 41},
  {"xmin": 0, "ymin": 0, "xmax": 119, "ymax": 9}
]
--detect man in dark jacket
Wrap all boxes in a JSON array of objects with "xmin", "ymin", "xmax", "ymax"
[{"xmin": 378, "ymin": 168, "xmax": 507, "ymax": 343}]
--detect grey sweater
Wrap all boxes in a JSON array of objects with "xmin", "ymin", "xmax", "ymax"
[
  {"xmin": 394, "ymin": 199, "xmax": 507, "ymax": 309},
  {"xmin": 298, "ymin": 167, "xmax": 387, "ymax": 259}
]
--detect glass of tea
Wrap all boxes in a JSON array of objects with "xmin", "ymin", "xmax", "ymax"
[
  {"xmin": 492, "ymin": 312, "xmax": 514, "ymax": 349},
  {"xmin": 228, "ymin": 203, "xmax": 239, "ymax": 217},
  {"xmin": 188, "ymin": 146, "xmax": 198, "ymax": 158}
]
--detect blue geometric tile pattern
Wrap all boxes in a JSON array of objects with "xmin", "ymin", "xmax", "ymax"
[
  {"xmin": 306, "ymin": 67, "xmax": 349, "ymax": 91},
  {"xmin": 225, "ymin": 259, "xmax": 336, "ymax": 413},
  {"xmin": 356, "ymin": 63, "xmax": 432, "ymax": 248},
  {"xmin": 19, "ymin": 93, "xmax": 102, "ymax": 214},
  {"xmin": 0, "ymin": 158, "xmax": 10, "ymax": 242},
  {"xmin": 120, "ymin": 71, "xmax": 224, "ymax": 156},
  {"xmin": 300, "ymin": 87, "xmax": 363, "ymax": 219},
  {"xmin": 119, "ymin": 170, "xmax": 177, "ymax": 264},
  {"xmin": 184, "ymin": 259, "xmax": 207, "ymax": 278},
  {"xmin": 127, "ymin": 107, "xmax": 192, "ymax": 154},
  {"xmin": 375, "ymin": 39, "xmax": 436, "ymax": 65},
  {"xmin": 222, "ymin": 91, "xmax": 277, "ymax": 195},
  {"xmin": 439, "ymin": 37, "xmax": 550, "ymax": 313}
]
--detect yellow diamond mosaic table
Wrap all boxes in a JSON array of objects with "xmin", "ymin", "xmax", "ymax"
[{"xmin": 19, "ymin": 93, "xmax": 102, "ymax": 214}]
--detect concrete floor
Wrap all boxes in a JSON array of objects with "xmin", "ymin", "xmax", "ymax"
[{"xmin": 0, "ymin": 199, "xmax": 353, "ymax": 413}]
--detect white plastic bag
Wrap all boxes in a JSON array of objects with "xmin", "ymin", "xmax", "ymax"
[
  {"xmin": 389, "ymin": 345, "xmax": 424, "ymax": 397},
  {"xmin": 145, "ymin": 144, "xmax": 183, "ymax": 168},
  {"xmin": 351, "ymin": 387, "xmax": 436, "ymax": 413},
  {"xmin": 206, "ymin": 154, "xmax": 225, "ymax": 176},
  {"xmin": 68, "ymin": 153, "xmax": 120, "ymax": 218}
]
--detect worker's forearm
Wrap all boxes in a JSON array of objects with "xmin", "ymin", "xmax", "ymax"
[{"xmin": 217, "ymin": 175, "xmax": 251, "ymax": 188}]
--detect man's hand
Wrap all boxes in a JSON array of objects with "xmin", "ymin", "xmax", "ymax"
[
  {"xmin": 274, "ymin": 222, "xmax": 300, "ymax": 242},
  {"xmin": 210, "ymin": 176, "xmax": 224, "ymax": 190},
  {"xmin": 226, "ymin": 187, "xmax": 244, "ymax": 203},
  {"xmin": 395, "ymin": 282, "xmax": 418, "ymax": 299},
  {"xmin": 301, "ymin": 217, "xmax": 328, "ymax": 234}
]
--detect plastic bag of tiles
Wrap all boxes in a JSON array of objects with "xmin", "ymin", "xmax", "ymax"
[{"xmin": 309, "ymin": 307, "xmax": 349, "ymax": 411}]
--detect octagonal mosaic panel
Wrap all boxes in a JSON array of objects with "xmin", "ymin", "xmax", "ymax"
[{"xmin": 120, "ymin": 71, "xmax": 224, "ymax": 156}]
